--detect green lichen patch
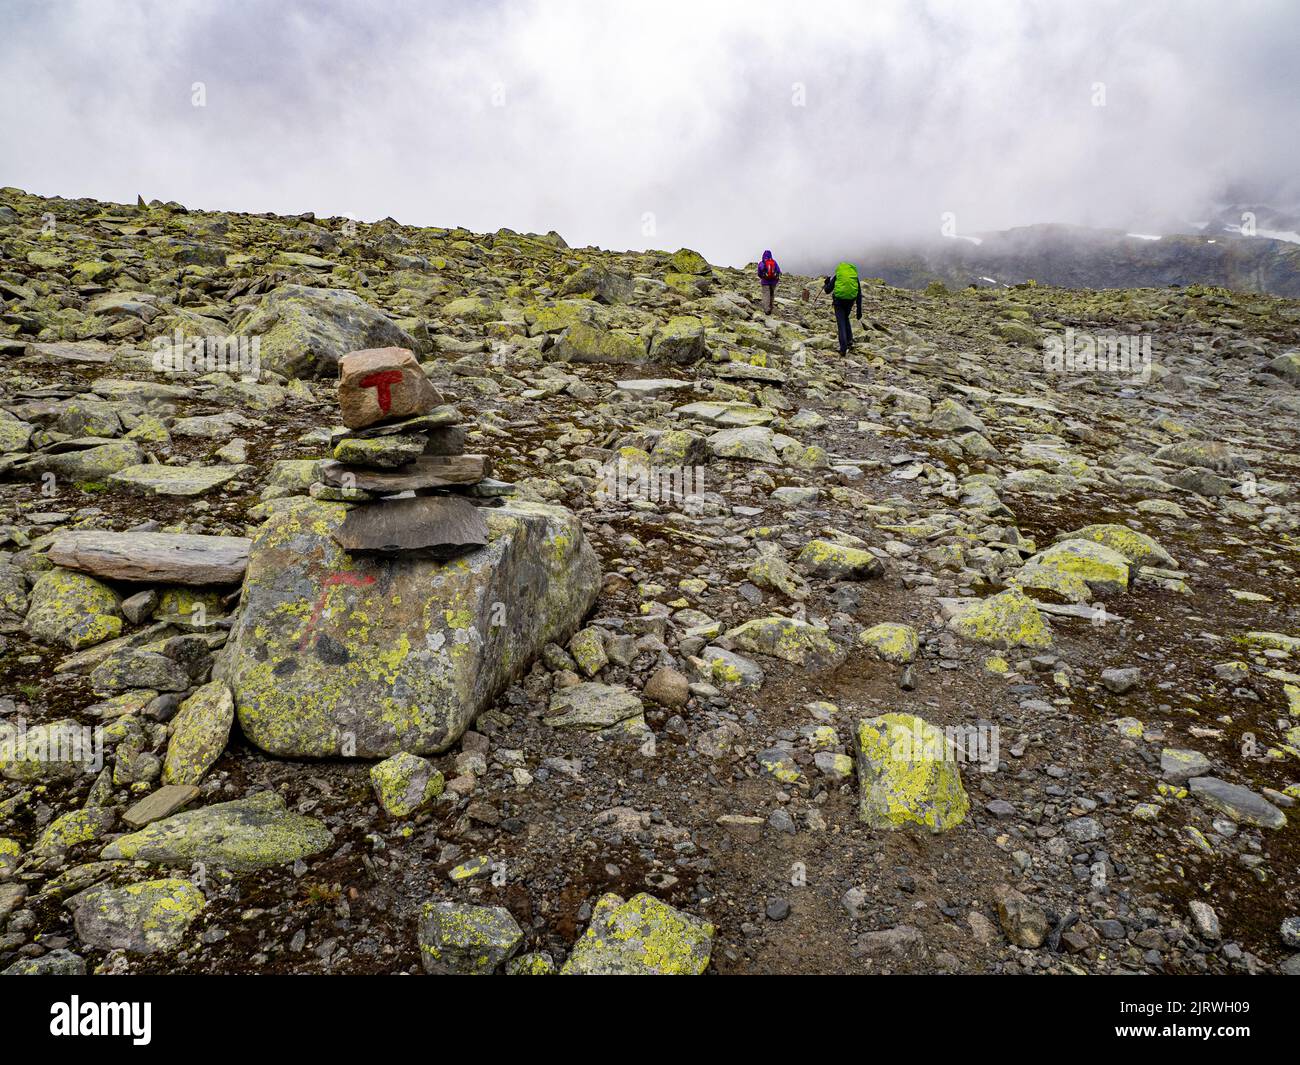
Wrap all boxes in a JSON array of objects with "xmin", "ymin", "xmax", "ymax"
[
  {"xmin": 70, "ymin": 877, "xmax": 206, "ymax": 954},
  {"xmin": 24, "ymin": 567, "xmax": 122, "ymax": 650},
  {"xmin": 418, "ymin": 901, "xmax": 522, "ymax": 974},
  {"xmin": 858, "ymin": 622, "xmax": 919, "ymax": 664},
  {"xmin": 855, "ymin": 713, "xmax": 970, "ymax": 833},
  {"xmin": 948, "ymin": 587, "xmax": 1053, "ymax": 649},
  {"xmin": 561, "ymin": 892, "xmax": 713, "ymax": 975},
  {"xmin": 370, "ymin": 751, "xmax": 444, "ymax": 816},
  {"xmin": 100, "ymin": 791, "xmax": 333, "ymax": 872}
]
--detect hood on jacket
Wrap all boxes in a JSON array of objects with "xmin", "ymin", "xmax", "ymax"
[{"xmin": 761, "ymin": 250, "xmax": 773, "ymax": 260}]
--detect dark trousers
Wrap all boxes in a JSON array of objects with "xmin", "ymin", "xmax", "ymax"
[
  {"xmin": 762, "ymin": 283, "xmax": 776, "ymax": 313},
  {"xmin": 833, "ymin": 297, "xmax": 855, "ymax": 353}
]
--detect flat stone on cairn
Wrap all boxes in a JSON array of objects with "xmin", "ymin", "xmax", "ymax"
[{"xmin": 316, "ymin": 347, "xmax": 512, "ymax": 556}]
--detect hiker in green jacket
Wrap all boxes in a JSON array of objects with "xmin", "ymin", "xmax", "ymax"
[{"xmin": 823, "ymin": 262, "xmax": 862, "ymax": 354}]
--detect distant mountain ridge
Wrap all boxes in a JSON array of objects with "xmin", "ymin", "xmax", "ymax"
[{"xmin": 811, "ymin": 223, "xmax": 1300, "ymax": 297}]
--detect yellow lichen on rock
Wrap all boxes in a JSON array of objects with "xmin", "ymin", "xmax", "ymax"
[
  {"xmin": 854, "ymin": 713, "xmax": 970, "ymax": 832},
  {"xmin": 858, "ymin": 622, "xmax": 919, "ymax": 663},
  {"xmin": 948, "ymin": 587, "xmax": 1053, "ymax": 649}
]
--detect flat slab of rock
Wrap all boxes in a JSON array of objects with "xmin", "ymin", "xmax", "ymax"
[
  {"xmin": 614, "ymin": 378, "xmax": 694, "ymax": 397},
  {"xmin": 24, "ymin": 340, "xmax": 115, "ymax": 364},
  {"xmin": 332, "ymin": 495, "xmax": 488, "ymax": 557},
  {"xmin": 92, "ymin": 377, "xmax": 194, "ymax": 401},
  {"xmin": 172, "ymin": 411, "xmax": 260, "ymax": 439},
  {"xmin": 331, "ymin": 406, "xmax": 461, "ymax": 443},
  {"xmin": 1189, "ymin": 776, "xmax": 1287, "ymax": 829},
  {"xmin": 318, "ymin": 454, "xmax": 490, "ymax": 493},
  {"xmin": 714, "ymin": 361, "xmax": 787, "ymax": 383},
  {"xmin": 123, "ymin": 784, "xmax": 201, "ymax": 828},
  {"xmin": 338, "ymin": 346, "xmax": 441, "ymax": 429},
  {"xmin": 100, "ymin": 791, "xmax": 332, "ymax": 870},
  {"xmin": 676, "ymin": 400, "xmax": 775, "ymax": 428},
  {"xmin": 218, "ymin": 498, "xmax": 600, "ymax": 757},
  {"xmin": 70, "ymin": 877, "xmax": 205, "ymax": 954},
  {"xmin": 332, "ymin": 434, "xmax": 427, "ymax": 467},
  {"xmin": 1160, "ymin": 748, "xmax": 1212, "ymax": 782},
  {"xmin": 109, "ymin": 463, "xmax": 247, "ymax": 497},
  {"xmin": 47, "ymin": 530, "xmax": 251, "ymax": 585}
]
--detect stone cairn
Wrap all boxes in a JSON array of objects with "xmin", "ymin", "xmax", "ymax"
[{"xmin": 311, "ymin": 346, "xmax": 514, "ymax": 558}]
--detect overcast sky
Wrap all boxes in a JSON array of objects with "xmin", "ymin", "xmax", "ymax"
[{"xmin": 2, "ymin": 0, "xmax": 1297, "ymax": 266}]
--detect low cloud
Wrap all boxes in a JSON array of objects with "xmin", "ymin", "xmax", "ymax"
[{"xmin": 2, "ymin": 0, "xmax": 1296, "ymax": 266}]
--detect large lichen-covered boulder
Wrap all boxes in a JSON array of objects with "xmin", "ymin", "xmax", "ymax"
[
  {"xmin": 560, "ymin": 892, "xmax": 714, "ymax": 975},
  {"xmin": 1013, "ymin": 538, "xmax": 1130, "ymax": 602},
  {"xmin": 649, "ymin": 315, "xmax": 708, "ymax": 363},
  {"xmin": 0, "ymin": 413, "xmax": 34, "ymax": 454},
  {"xmin": 706, "ymin": 426, "xmax": 780, "ymax": 463},
  {"xmin": 232, "ymin": 284, "xmax": 417, "ymax": 378},
  {"xmin": 668, "ymin": 248, "xmax": 710, "ymax": 275},
  {"xmin": 1, "ymin": 949, "xmax": 87, "ymax": 976},
  {"xmin": 550, "ymin": 321, "xmax": 645, "ymax": 364},
  {"xmin": 1265, "ymin": 351, "xmax": 1300, "ymax": 385},
  {"xmin": 928, "ymin": 398, "xmax": 986, "ymax": 434},
  {"xmin": 557, "ymin": 264, "xmax": 632, "ymax": 304},
  {"xmin": 797, "ymin": 538, "xmax": 884, "ymax": 581},
  {"xmin": 33, "ymin": 807, "xmax": 115, "ymax": 854},
  {"xmin": 100, "ymin": 791, "xmax": 333, "ymax": 871},
  {"xmin": 0, "ymin": 719, "xmax": 100, "ymax": 782},
  {"xmin": 1152, "ymin": 440, "xmax": 1239, "ymax": 471},
  {"xmin": 15, "ymin": 440, "xmax": 142, "ymax": 484},
  {"xmin": 70, "ymin": 878, "xmax": 205, "ymax": 954},
  {"xmin": 24, "ymin": 567, "xmax": 122, "ymax": 650},
  {"xmin": 440, "ymin": 295, "xmax": 501, "ymax": 324},
  {"xmin": 854, "ymin": 713, "xmax": 970, "ymax": 832},
  {"xmin": 1058, "ymin": 523, "xmax": 1176, "ymax": 568},
  {"xmin": 947, "ymin": 587, "xmax": 1053, "ymax": 649},
  {"xmin": 218, "ymin": 498, "xmax": 600, "ymax": 757}
]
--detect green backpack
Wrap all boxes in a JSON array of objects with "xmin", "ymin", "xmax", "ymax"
[{"xmin": 833, "ymin": 262, "xmax": 859, "ymax": 300}]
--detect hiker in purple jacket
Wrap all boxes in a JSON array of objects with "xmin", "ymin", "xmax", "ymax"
[{"xmin": 756, "ymin": 249, "xmax": 781, "ymax": 313}]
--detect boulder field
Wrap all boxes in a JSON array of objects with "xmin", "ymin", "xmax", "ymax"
[{"xmin": 0, "ymin": 186, "xmax": 1297, "ymax": 976}]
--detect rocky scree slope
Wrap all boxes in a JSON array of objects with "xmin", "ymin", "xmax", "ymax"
[{"xmin": 0, "ymin": 187, "xmax": 1298, "ymax": 975}]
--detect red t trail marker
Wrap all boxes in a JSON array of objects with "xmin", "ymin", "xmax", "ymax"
[
  {"xmin": 299, "ymin": 571, "xmax": 378, "ymax": 651},
  {"xmin": 358, "ymin": 369, "xmax": 404, "ymax": 413}
]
